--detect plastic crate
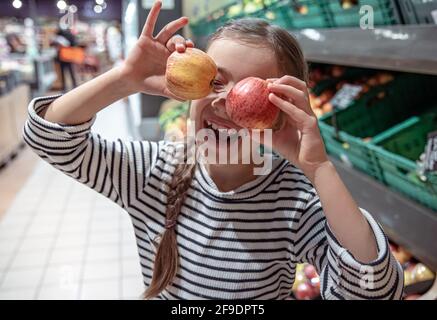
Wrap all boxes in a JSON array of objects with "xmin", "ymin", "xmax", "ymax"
[
  {"xmin": 318, "ymin": 74, "xmax": 437, "ymax": 179},
  {"xmin": 369, "ymin": 110, "xmax": 437, "ymax": 210},
  {"xmin": 327, "ymin": 0, "xmax": 402, "ymax": 27},
  {"xmin": 286, "ymin": 0, "xmax": 333, "ymax": 29},
  {"xmin": 189, "ymin": 17, "xmax": 222, "ymax": 37},
  {"xmin": 398, "ymin": 0, "xmax": 437, "ymax": 25},
  {"xmin": 249, "ymin": 2, "xmax": 293, "ymax": 28}
]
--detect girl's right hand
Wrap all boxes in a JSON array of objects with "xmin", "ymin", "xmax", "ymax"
[{"xmin": 120, "ymin": 0, "xmax": 194, "ymax": 100}]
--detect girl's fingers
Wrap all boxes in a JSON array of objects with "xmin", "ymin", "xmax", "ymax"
[
  {"xmin": 268, "ymin": 83, "xmax": 313, "ymax": 115},
  {"xmin": 166, "ymin": 35, "xmax": 187, "ymax": 53},
  {"xmin": 156, "ymin": 17, "xmax": 189, "ymax": 44},
  {"xmin": 141, "ymin": 0, "xmax": 162, "ymax": 37},
  {"xmin": 275, "ymin": 75, "xmax": 307, "ymax": 92},
  {"xmin": 166, "ymin": 36, "xmax": 195, "ymax": 53},
  {"xmin": 268, "ymin": 83, "xmax": 304, "ymax": 103},
  {"xmin": 268, "ymin": 93, "xmax": 312, "ymax": 126},
  {"xmin": 266, "ymin": 78, "xmax": 278, "ymax": 83}
]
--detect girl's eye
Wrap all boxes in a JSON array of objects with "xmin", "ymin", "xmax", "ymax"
[{"xmin": 212, "ymin": 80, "xmax": 225, "ymax": 92}]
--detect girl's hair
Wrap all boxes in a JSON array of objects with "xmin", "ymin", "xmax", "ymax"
[{"xmin": 143, "ymin": 18, "xmax": 308, "ymax": 299}]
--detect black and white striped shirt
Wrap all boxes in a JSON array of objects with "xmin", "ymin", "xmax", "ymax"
[{"xmin": 23, "ymin": 96, "xmax": 404, "ymax": 300}]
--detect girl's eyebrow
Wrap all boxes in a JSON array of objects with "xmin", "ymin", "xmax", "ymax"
[{"xmin": 217, "ymin": 67, "xmax": 232, "ymax": 81}]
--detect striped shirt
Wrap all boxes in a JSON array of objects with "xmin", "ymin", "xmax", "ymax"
[{"xmin": 23, "ymin": 96, "xmax": 404, "ymax": 300}]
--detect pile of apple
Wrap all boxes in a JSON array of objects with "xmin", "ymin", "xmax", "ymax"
[
  {"xmin": 308, "ymin": 65, "xmax": 395, "ymax": 118},
  {"xmin": 292, "ymin": 264, "xmax": 321, "ymax": 300},
  {"xmin": 389, "ymin": 242, "xmax": 436, "ymax": 300}
]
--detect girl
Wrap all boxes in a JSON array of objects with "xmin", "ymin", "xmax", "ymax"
[{"xmin": 24, "ymin": 1, "xmax": 403, "ymax": 300}]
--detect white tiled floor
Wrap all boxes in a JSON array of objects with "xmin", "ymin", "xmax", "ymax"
[{"xmin": 0, "ymin": 100, "xmax": 145, "ymax": 300}]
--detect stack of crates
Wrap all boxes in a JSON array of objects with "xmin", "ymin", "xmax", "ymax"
[
  {"xmin": 325, "ymin": 0, "xmax": 402, "ymax": 28},
  {"xmin": 318, "ymin": 73, "xmax": 437, "ymax": 210},
  {"xmin": 398, "ymin": 0, "xmax": 437, "ymax": 25},
  {"xmin": 369, "ymin": 109, "xmax": 437, "ymax": 210}
]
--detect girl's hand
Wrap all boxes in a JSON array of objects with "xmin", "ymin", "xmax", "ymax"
[
  {"xmin": 265, "ymin": 76, "xmax": 329, "ymax": 181},
  {"xmin": 119, "ymin": 1, "xmax": 194, "ymax": 100}
]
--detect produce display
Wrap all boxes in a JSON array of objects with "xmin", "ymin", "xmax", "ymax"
[
  {"xmin": 158, "ymin": 101, "xmax": 189, "ymax": 141},
  {"xmin": 291, "ymin": 241, "xmax": 436, "ymax": 300},
  {"xmin": 166, "ymin": 48, "xmax": 218, "ymax": 100},
  {"xmin": 389, "ymin": 242, "xmax": 436, "ymax": 300},
  {"xmin": 292, "ymin": 263, "xmax": 321, "ymax": 300},
  {"xmin": 308, "ymin": 65, "xmax": 394, "ymax": 119}
]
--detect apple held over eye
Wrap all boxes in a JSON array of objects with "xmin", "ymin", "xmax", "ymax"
[
  {"xmin": 226, "ymin": 77, "xmax": 282, "ymax": 130},
  {"xmin": 166, "ymin": 48, "xmax": 218, "ymax": 100}
]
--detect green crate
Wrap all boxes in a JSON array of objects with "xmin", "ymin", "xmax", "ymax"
[
  {"xmin": 319, "ymin": 74, "xmax": 437, "ymax": 179},
  {"xmin": 327, "ymin": 0, "xmax": 402, "ymax": 27},
  {"xmin": 287, "ymin": 0, "xmax": 333, "ymax": 29},
  {"xmin": 369, "ymin": 110, "xmax": 437, "ymax": 210},
  {"xmin": 310, "ymin": 67, "xmax": 375, "ymax": 96},
  {"xmin": 249, "ymin": 2, "xmax": 293, "ymax": 28}
]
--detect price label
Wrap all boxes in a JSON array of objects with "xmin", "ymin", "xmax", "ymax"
[
  {"xmin": 330, "ymin": 84, "xmax": 363, "ymax": 110},
  {"xmin": 424, "ymin": 130, "xmax": 437, "ymax": 172}
]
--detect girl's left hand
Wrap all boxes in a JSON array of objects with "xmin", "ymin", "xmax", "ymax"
[{"xmin": 265, "ymin": 76, "xmax": 329, "ymax": 181}]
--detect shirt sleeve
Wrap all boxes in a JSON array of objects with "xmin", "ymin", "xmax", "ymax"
[
  {"xmin": 294, "ymin": 195, "xmax": 404, "ymax": 300},
  {"xmin": 23, "ymin": 95, "xmax": 164, "ymax": 210}
]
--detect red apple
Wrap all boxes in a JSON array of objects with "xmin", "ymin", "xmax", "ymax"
[
  {"xmin": 225, "ymin": 77, "xmax": 281, "ymax": 130},
  {"xmin": 310, "ymin": 277, "xmax": 321, "ymax": 296},
  {"xmin": 304, "ymin": 264, "xmax": 318, "ymax": 280},
  {"xmin": 295, "ymin": 282, "xmax": 314, "ymax": 300}
]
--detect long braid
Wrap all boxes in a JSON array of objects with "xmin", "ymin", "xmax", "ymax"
[{"xmin": 143, "ymin": 145, "xmax": 196, "ymax": 299}]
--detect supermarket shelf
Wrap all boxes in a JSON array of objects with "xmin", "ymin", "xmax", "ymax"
[
  {"xmin": 292, "ymin": 25, "xmax": 437, "ymax": 75},
  {"xmin": 195, "ymin": 25, "xmax": 437, "ymax": 75},
  {"xmin": 331, "ymin": 157, "xmax": 437, "ymax": 271}
]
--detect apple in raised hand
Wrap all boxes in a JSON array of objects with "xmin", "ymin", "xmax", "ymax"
[
  {"xmin": 166, "ymin": 48, "xmax": 217, "ymax": 100},
  {"xmin": 225, "ymin": 77, "xmax": 282, "ymax": 130}
]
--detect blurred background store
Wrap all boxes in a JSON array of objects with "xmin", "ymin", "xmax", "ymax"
[{"xmin": 0, "ymin": 0, "xmax": 436, "ymax": 300}]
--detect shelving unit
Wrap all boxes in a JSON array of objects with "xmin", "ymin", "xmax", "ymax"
[
  {"xmin": 196, "ymin": 25, "xmax": 437, "ymax": 76},
  {"xmin": 292, "ymin": 25, "xmax": 437, "ymax": 76}
]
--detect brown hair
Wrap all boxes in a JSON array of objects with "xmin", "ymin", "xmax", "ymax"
[{"xmin": 143, "ymin": 18, "xmax": 308, "ymax": 299}]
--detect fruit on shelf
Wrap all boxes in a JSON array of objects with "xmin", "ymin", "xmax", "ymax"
[
  {"xmin": 393, "ymin": 247, "xmax": 413, "ymax": 265},
  {"xmin": 295, "ymin": 282, "xmax": 316, "ymax": 300},
  {"xmin": 292, "ymin": 272, "xmax": 307, "ymax": 292},
  {"xmin": 377, "ymin": 73, "xmax": 394, "ymax": 85},
  {"xmin": 304, "ymin": 264, "xmax": 318, "ymax": 280},
  {"xmin": 341, "ymin": 0, "xmax": 358, "ymax": 10},
  {"xmin": 293, "ymin": 264, "xmax": 321, "ymax": 300},
  {"xmin": 227, "ymin": 4, "xmax": 243, "ymax": 18},
  {"xmin": 166, "ymin": 48, "xmax": 218, "ymax": 100},
  {"xmin": 411, "ymin": 263, "xmax": 435, "ymax": 282},
  {"xmin": 226, "ymin": 77, "xmax": 281, "ymax": 129},
  {"xmin": 331, "ymin": 66, "xmax": 345, "ymax": 78},
  {"xmin": 321, "ymin": 102, "xmax": 333, "ymax": 114},
  {"xmin": 404, "ymin": 268, "xmax": 414, "ymax": 286},
  {"xmin": 296, "ymin": 5, "xmax": 309, "ymax": 15},
  {"xmin": 310, "ymin": 276, "xmax": 321, "ymax": 294}
]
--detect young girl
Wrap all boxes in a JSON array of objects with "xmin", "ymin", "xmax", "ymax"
[{"xmin": 24, "ymin": 1, "xmax": 403, "ymax": 300}]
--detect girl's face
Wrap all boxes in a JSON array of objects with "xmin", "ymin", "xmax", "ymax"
[{"xmin": 190, "ymin": 38, "xmax": 281, "ymax": 162}]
